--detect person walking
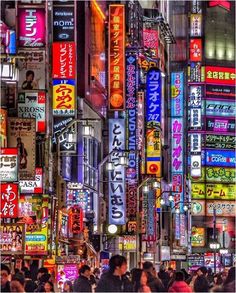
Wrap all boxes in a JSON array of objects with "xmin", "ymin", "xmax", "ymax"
[
  {"xmin": 194, "ymin": 275, "xmax": 209, "ymax": 292},
  {"xmin": 168, "ymin": 271, "xmax": 192, "ymax": 293},
  {"xmin": 143, "ymin": 262, "xmax": 165, "ymax": 292},
  {"xmin": 10, "ymin": 273, "xmax": 25, "ymax": 293},
  {"xmin": 158, "ymin": 265, "xmax": 170, "ymax": 291},
  {"xmin": 222, "ymin": 267, "xmax": 235, "ymax": 292},
  {"xmin": 1, "ymin": 264, "xmax": 11, "ymax": 292},
  {"xmin": 96, "ymin": 255, "xmax": 133, "ymax": 292},
  {"xmin": 73, "ymin": 265, "xmax": 92, "ymax": 292},
  {"xmin": 63, "ymin": 280, "xmax": 73, "ymax": 292},
  {"xmin": 131, "ymin": 269, "xmax": 151, "ymax": 293}
]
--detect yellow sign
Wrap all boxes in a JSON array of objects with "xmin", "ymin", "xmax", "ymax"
[
  {"xmin": 192, "ymin": 183, "xmax": 236, "ymax": 200},
  {"xmin": 156, "ymin": 188, "xmax": 161, "ymax": 209},
  {"xmin": 191, "ymin": 227, "xmax": 205, "ymax": 247},
  {"xmin": 118, "ymin": 236, "xmax": 136, "ymax": 251},
  {"xmin": 25, "ymin": 224, "xmax": 48, "ymax": 255},
  {"xmin": 191, "ymin": 167, "xmax": 236, "ymax": 183},
  {"xmin": 146, "ymin": 129, "xmax": 161, "ymax": 176}
]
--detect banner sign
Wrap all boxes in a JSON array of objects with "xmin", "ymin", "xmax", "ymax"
[
  {"xmin": 188, "ymin": 255, "xmax": 204, "ymax": 271},
  {"xmin": 205, "ymin": 134, "xmax": 235, "ymax": 149},
  {"xmin": 191, "ymin": 166, "xmax": 236, "ymax": 183},
  {"xmin": 52, "ymin": 42, "xmax": 75, "ymax": 79},
  {"xmin": 206, "ymin": 201, "xmax": 235, "ymax": 217},
  {"xmin": 190, "ymin": 14, "xmax": 202, "ymax": 37},
  {"xmin": 0, "ymin": 148, "xmax": 18, "ymax": 182},
  {"xmin": 146, "ymin": 68, "xmax": 161, "ymax": 125},
  {"xmin": 206, "ymin": 84, "xmax": 235, "ymax": 100},
  {"xmin": 126, "ymin": 53, "xmax": 137, "ymax": 180},
  {"xmin": 19, "ymin": 168, "xmax": 43, "ymax": 194},
  {"xmin": 143, "ymin": 29, "xmax": 158, "ymax": 58},
  {"xmin": 0, "ymin": 183, "xmax": 18, "ymax": 218},
  {"xmin": 18, "ymin": 92, "xmax": 46, "ymax": 133},
  {"xmin": 192, "ymin": 227, "xmax": 205, "ymax": 247},
  {"xmin": 205, "ymin": 66, "xmax": 236, "ymax": 86},
  {"xmin": 206, "ymin": 117, "xmax": 235, "ymax": 133},
  {"xmin": 69, "ymin": 206, "xmax": 83, "ymax": 234},
  {"xmin": 126, "ymin": 184, "xmax": 137, "ymax": 220},
  {"xmin": 191, "ymin": 183, "xmax": 236, "ymax": 200},
  {"xmin": 7, "ymin": 118, "xmax": 36, "ymax": 180},
  {"xmin": 19, "ymin": 195, "xmax": 43, "ymax": 218},
  {"xmin": 171, "ymin": 118, "xmax": 183, "ymax": 173},
  {"xmin": 188, "ymin": 62, "xmax": 204, "ymax": 83},
  {"xmin": 53, "ymin": 79, "xmax": 75, "ymax": 116},
  {"xmin": 18, "ymin": 50, "xmax": 45, "ymax": 90},
  {"xmin": 53, "ymin": 6, "xmax": 74, "ymax": 42},
  {"xmin": 180, "ymin": 214, "xmax": 187, "ymax": 247},
  {"xmin": 189, "ymin": 86, "xmax": 203, "ymax": 107},
  {"xmin": 25, "ymin": 224, "xmax": 48, "ymax": 255},
  {"xmin": 137, "ymin": 92, "xmax": 145, "ymax": 174},
  {"xmin": 190, "ymin": 108, "xmax": 201, "ymax": 129},
  {"xmin": 146, "ymin": 128, "xmax": 161, "ymax": 176},
  {"xmin": 109, "ymin": 119, "xmax": 126, "ymax": 225},
  {"xmin": 190, "ymin": 39, "xmax": 202, "ymax": 61},
  {"xmin": 66, "ymin": 189, "xmax": 91, "ymax": 213},
  {"xmin": 192, "ymin": 200, "xmax": 205, "ymax": 216},
  {"xmin": 208, "ymin": 1, "xmax": 231, "ymax": 10},
  {"xmin": 58, "ymin": 211, "xmax": 69, "ymax": 240},
  {"xmin": 0, "ymin": 109, "xmax": 7, "ymax": 147},
  {"xmin": 18, "ymin": 8, "xmax": 45, "ymax": 47},
  {"xmin": 143, "ymin": 190, "xmax": 156, "ymax": 242},
  {"xmin": 0, "ymin": 224, "xmax": 24, "ymax": 254},
  {"xmin": 108, "ymin": 4, "xmax": 125, "ymax": 111},
  {"xmin": 190, "ymin": 133, "xmax": 201, "ymax": 152},
  {"xmin": 205, "ymin": 100, "xmax": 235, "ymax": 117},
  {"xmin": 138, "ymin": 55, "xmax": 158, "ymax": 74},
  {"xmin": 205, "ymin": 149, "xmax": 235, "ymax": 168},
  {"xmin": 191, "ymin": 1, "xmax": 202, "ymax": 14},
  {"xmin": 171, "ymin": 72, "xmax": 184, "ymax": 117}
]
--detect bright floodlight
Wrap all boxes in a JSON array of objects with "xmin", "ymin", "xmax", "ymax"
[{"xmin": 108, "ymin": 224, "xmax": 118, "ymax": 234}]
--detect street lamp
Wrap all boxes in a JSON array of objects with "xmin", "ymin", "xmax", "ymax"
[
  {"xmin": 119, "ymin": 154, "xmax": 129, "ymax": 167},
  {"xmin": 108, "ymin": 224, "xmax": 118, "ymax": 235}
]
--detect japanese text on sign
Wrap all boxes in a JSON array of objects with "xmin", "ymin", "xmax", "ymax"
[
  {"xmin": 171, "ymin": 118, "xmax": 183, "ymax": 172},
  {"xmin": 205, "ymin": 66, "xmax": 236, "ymax": 86},
  {"xmin": 0, "ymin": 148, "xmax": 18, "ymax": 182},
  {"xmin": 171, "ymin": 72, "xmax": 184, "ymax": 117},
  {"xmin": 0, "ymin": 183, "xmax": 18, "ymax": 218}
]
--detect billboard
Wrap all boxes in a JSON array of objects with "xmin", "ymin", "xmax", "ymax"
[
  {"xmin": 108, "ymin": 5, "xmax": 125, "ymax": 111},
  {"xmin": 18, "ymin": 8, "xmax": 45, "ymax": 47},
  {"xmin": 205, "ymin": 149, "xmax": 235, "ymax": 168},
  {"xmin": 19, "ymin": 195, "xmax": 43, "ymax": 218},
  {"xmin": 171, "ymin": 72, "xmax": 184, "ymax": 117},
  {"xmin": 188, "ymin": 62, "xmax": 204, "ymax": 83},
  {"xmin": 206, "ymin": 84, "xmax": 235, "ymax": 100},
  {"xmin": 18, "ymin": 50, "xmax": 45, "ymax": 90},
  {"xmin": 52, "ymin": 79, "xmax": 75, "ymax": 116},
  {"xmin": 191, "ymin": 183, "xmax": 236, "ymax": 200},
  {"xmin": 109, "ymin": 119, "xmax": 126, "ymax": 225},
  {"xmin": 192, "ymin": 227, "xmax": 205, "ymax": 247},
  {"xmin": 7, "ymin": 118, "xmax": 36, "ymax": 180},
  {"xmin": 206, "ymin": 117, "xmax": 235, "ymax": 133},
  {"xmin": 206, "ymin": 201, "xmax": 235, "ymax": 217},
  {"xmin": 190, "ymin": 14, "xmax": 202, "ymax": 37},
  {"xmin": 190, "ymin": 39, "xmax": 202, "ymax": 61},
  {"xmin": 205, "ymin": 66, "xmax": 236, "ymax": 86},
  {"xmin": 18, "ymin": 91, "xmax": 46, "ymax": 133},
  {"xmin": 0, "ymin": 109, "xmax": 7, "ymax": 147},
  {"xmin": 19, "ymin": 168, "xmax": 43, "ymax": 194},
  {"xmin": 0, "ymin": 183, "xmax": 18, "ymax": 218},
  {"xmin": 205, "ymin": 100, "xmax": 235, "ymax": 117},
  {"xmin": 143, "ymin": 29, "xmax": 158, "ymax": 58},
  {"xmin": 25, "ymin": 224, "xmax": 48, "ymax": 255},
  {"xmin": 205, "ymin": 134, "xmax": 235, "ymax": 149},
  {"xmin": 53, "ymin": 6, "xmax": 74, "ymax": 42},
  {"xmin": 191, "ymin": 166, "xmax": 236, "ymax": 183},
  {"xmin": 66, "ymin": 189, "xmax": 91, "ymax": 213},
  {"xmin": 0, "ymin": 224, "xmax": 24, "ymax": 254},
  {"xmin": 0, "ymin": 148, "xmax": 18, "ymax": 182},
  {"xmin": 52, "ymin": 42, "xmax": 75, "ymax": 79}
]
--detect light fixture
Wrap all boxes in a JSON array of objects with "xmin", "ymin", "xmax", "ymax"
[
  {"xmin": 142, "ymin": 185, "xmax": 149, "ymax": 193},
  {"xmin": 160, "ymin": 198, "xmax": 165, "ymax": 205},
  {"xmin": 83, "ymin": 125, "xmax": 94, "ymax": 137},
  {"xmin": 108, "ymin": 224, "xmax": 118, "ymax": 234},
  {"xmin": 169, "ymin": 195, "xmax": 174, "ymax": 202},
  {"xmin": 106, "ymin": 161, "xmax": 114, "ymax": 171},
  {"xmin": 176, "ymin": 208, "xmax": 180, "ymax": 214},
  {"xmin": 152, "ymin": 181, "xmax": 160, "ymax": 189},
  {"xmin": 183, "ymin": 205, "xmax": 188, "ymax": 212},
  {"xmin": 67, "ymin": 132, "xmax": 77, "ymax": 143},
  {"xmin": 219, "ymin": 249, "xmax": 228, "ymax": 254},
  {"xmin": 119, "ymin": 155, "xmax": 129, "ymax": 167},
  {"xmin": 161, "ymin": 72, "xmax": 166, "ymax": 78},
  {"xmin": 1, "ymin": 63, "xmax": 13, "ymax": 79},
  {"xmin": 209, "ymin": 242, "xmax": 220, "ymax": 250}
]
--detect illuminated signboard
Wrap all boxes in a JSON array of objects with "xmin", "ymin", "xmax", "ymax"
[
  {"xmin": 138, "ymin": 55, "xmax": 158, "ymax": 75},
  {"xmin": 118, "ymin": 235, "xmax": 137, "ymax": 251},
  {"xmin": 18, "ymin": 92, "xmax": 46, "ymax": 133},
  {"xmin": 190, "ymin": 14, "xmax": 202, "ymax": 37},
  {"xmin": 69, "ymin": 206, "xmax": 83, "ymax": 234},
  {"xmin": 108, "ymin": 4, "xmax": 125, "ymax": 111},
  {"xmin": 58, "ymin": 211, "xmax": 69, "ymax": 240},
  {"xmin": 53, "ymin": 79, "xmax": 75, "ymax": 116},
  {"xmin": 8, "ymin": 118, "xmax": 36, "ymax": 180},
  {"xmin": 204, "ymin": 253, "xmax": 221, "ymax": 271},
  {"xmin": 205, "ymin": 134, "xmax": 235, "ymax": 149},
  {"xmin": 109, "ymin": 119, "xmax": 126, "ymax": 225},
  {"xmin": 190, "ymin": 108, "xmax": 201, "ymax": 129},
  {"xmin": 52, "ymin": 42, "xmax": 75, "ymax": 79},
  {"xmin": 190, "ymin": 39, "xmax": 202, "ymax": 61},
  {"xmin": 0, "ymin": 183, "xmax": 18, "ymax": 218},
  {"xmin": 206, "ymin": 84, "xmax": 235, "ymax": 100},
  {"xmin": 171, "ymin": 72, "xmax": 184, "ymax": 117},
  {"xmin": 206, "ymin": 117, "xmax": 235, "ymax": 133},
  {"xmin": 191, "ymin": 183, "xmax": 236, "ymax": 200},
  {"xmin": 0, "ymin": 109, "xmax": 7, "ymax": 147},
  {"xmin": 25, "ymin": 224, "xmax": 48, "ymax": 255},
  {"xmin": 66, "ymin": 189, "xmax": 91, "ymax": 213},
  {"xmin": 143, "ymin": 190, "xmax": 156, "ymax": 242},
  {"xmin": 18, "ymin": 195, "xmax": 43, "ymax": 217},
  {"xmin": 137, "ymin": 92, "xmax": 145, "ymax": 174},
  {"xmin": 205, "ymin": 149, "xmax": 235, "ymax": 168},
  {"xmin": 191, "ymin": 0, "xmax": 202, "ymax": 13},
  {"xmin": 146, "ymin": 128, "xmax": 161, "ymax": 176},
  {"xmin": 126, "ymin": 184, "xmax": 137, "ymax": 220},
  {"xmin": 190, "ymin": 155, "xmax": 201, "ymax": 178},
  {"xmin": 126, "ymin": 53, "xmax": 137, "ymax": 180},
  {"xmin": 18, "ymin": 8, "xmax": 45, "ymax": 47},
  {"xmin": 19, "ymin": 168, "xmax": 43, "ymax": 194},
  {"xmin": 191, "ymin": 166, "xmax": 236, "ymax": 183},
  {"xmin": 192, "ymin": 227, "xmax": 205, "ymax": 247},
  {"xmin": 191, "ymin": 200, "xmax": 205, "ymax": 216},
  {"xmin": 18, "ymin": 50, "xmax": 45, "ymax": 90},
  {"xmin": 205, "ymin": 66, "xmax": 236, "ymax": 86},
  {"xmin": 190, "ymin": 133, "xmax": 201, "ymax": 152},
  {"xmin": 143, "ymin": 29, "xmax": 158, "ymax": 58},
  {"xmin": 0, "ymin": 148, "xmax": 18, "ymax": 182},
  {"xmin": 0, "ymin": 224, "xmax": 24, "ymax": 254},
  {"xmin": 206, "ymin": 201, "xmax": 235, "ymax": 217},
  {"xmin": 209, "ymin": 1, "xmax": 231, "ymax": 11},
  {"xmin": 205, "ymin": 100, "xmax": 235, "ymax": 117},
  {"xmin": 180, "ymin": 214, "xmax": 187, "ymax": 247},
  {"xmin": 53, "ymin": 6, "xmax": 74, "ymax": 42},
  {"xmin": 171, "ymin": 118, "xmax": 183, "ymax": 172},
  {"xmin": 188, "ymin": 62, "xmax": 204, "ymax": 83},
  {"xmin": 57, "ymin": 264, "xmax": 78, "ymax": 284}
]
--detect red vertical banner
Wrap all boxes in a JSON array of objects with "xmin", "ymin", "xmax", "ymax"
[
  {"xmin": 108, "ymin": 4, "xmax": 125, "ymax": 111},
  {"xmin": 190, "ymin": 39, "xmax": 202, "ymax": 62},
  {"xmin": 69, "ymin": 206, "xmax": 83, "ymax": 235},
  {"xmin": 0, "ymin": 183, "xmax": 18, "ymax": 218}
]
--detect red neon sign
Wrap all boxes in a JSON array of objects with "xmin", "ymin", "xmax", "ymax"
[{"xmin": 209, "ymin": 1, "xmax": 231, "ymax": 10}]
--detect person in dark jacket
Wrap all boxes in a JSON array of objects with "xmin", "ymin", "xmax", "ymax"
[
  {"xmin": 158, "ymin": 265, "xmax": 170, "ymax": 291},
  {"xmin": 143, "ymin": 262, "xmax": 166, "ymax": 292},
  {"xmin": 1, "ymin": 264, "xmax": 11, "ymax": 292},
  {"xmin": 96, "ymin": 255, "xmax": 133, "ymax": 292},
  {"xmin": 194, "ymin": 275, "xmax": 209, "ymax": 292},
  {"xmin": 74, "ymin": 265, "xmax": 92, "ymax": 292},
  {"xmin": 168, "ymin": 271, "xmax": 192, "ymax": 293}
]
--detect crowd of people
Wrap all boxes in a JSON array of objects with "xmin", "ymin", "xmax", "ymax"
[{"xmin": 1, "ymin": 256, "xmax": 235, "ymax": 292}]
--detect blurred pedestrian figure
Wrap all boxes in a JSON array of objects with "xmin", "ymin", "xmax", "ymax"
[
  {"xmin": 44, "ymin": 281, "xmax": 55, "ymax": 293},
  {"xmin": 158, "ymin": 265, "xmax": 170, "ymax": 291},
  {"xmin": 196, "ymin": 266, "xmax": 208, "ymax": 277},
  {"xmin": 1, "ymin": 264, "xmax": 11, "ymax": 292},
  {"xmin": 180, "ymin": 268, "xmax": 189, "ymax": 281},
  {"xmin": 10, "ymin": 273, "xmax": 25, "ymax": 293},
  {"xmin": 194, "ymin": 275, "xmax": 209, "ymax": 292},
  {"xmin": 143, "ymin": 262, "xmax": 165, "ymax": 292},
  {"xmin": 168, "ymin": 271, "xmax": 192, "ymax": 293},
  {"xmin": 222, "ymin": 267, "xmax": 235, "ymax": 292},
  {"xmin": 96, "ymin": 255, "xmax": 133, "ymax": 292},
  {"xmin": 24, "ymin": 270, "xmax": 37, "ymax": 292},
  {"xmin": 93, "ymin": 268, "xmax": 100, "ymax": 284},
  {"xmin": 132, "ymin": 269, "xmax": 151, "ymax": 292},
  {"xmin": 207, "ymin": 268, "xmax": 214, "ymax": 288},
  {"xmin": 63, "ymin": 280, "xmax": 73, "ymax": 292},
  {"xmin": 74, "ymin": 265, "xmax": 92, "ymax": 292}
]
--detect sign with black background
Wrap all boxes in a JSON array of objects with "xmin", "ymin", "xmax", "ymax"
[{"xmin": 53, "ymin": 6, "xmax": 74, "ymax": 41}]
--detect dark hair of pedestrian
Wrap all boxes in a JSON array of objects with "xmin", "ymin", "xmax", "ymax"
[
  {"xmin": 45, "ymin": 281, "xmax": 54, "ymax": 292},
  {"xmin": 79, "ymin": 265, "xmax": 91, "ymax": 275},
  {"xmin": 131, "ymin": 268, "xmax": 144, "ymax": 292},
  {"xmin": 24, "ymin": 270, "xmax": 32, "ymax": 279},
  {"xmin": 180, "ymin": 268, "xmax": 189, "ymax": 280},
  {"xmin": 175, "ymin": 271, "xmax": 184, "ymax": 281},
  {"xmin": 194, "ymin": 275, "xmax": 209, "ymax": 292},
  {"xmin": 12, "ymin": 273, "xmax": 25, "ymax": 286},
  {"xmin": 143, "ymin": 261, "xmax": 153, "ymax": 271},
  {"xmin": 64, "ymin": 280, "xmax": 73, "ymax": 292},
  {"xmin": 1, "ymin": 264, "xmax": 10, "ymax": 275},
  {"xmin": 39, "ymin": 273, "xmax": 51, "ymax": 283},
  {"xmin": 197, "ymin": 266, "xmax": 208, "ymax": 276},
  {"xmin": 38, "ymin": 267, "xmax": 48, "ymax": 274},
  {"xmin": 224, "ymin": 267, "xmax": 235, "ymax": 285},
  {"xmin": 94, "ymin": 268, "xmax": 100, "ymax": 275},
  {"xmin": 109, "ymin": 255, "xmax": 127, "ymax": 273}
]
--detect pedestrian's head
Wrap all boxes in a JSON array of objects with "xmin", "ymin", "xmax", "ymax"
[
  {"xmin": 143, "ymin": 261, "xmax": 154, "ymax": 273},
  {"xmin": 194, "ymin": 275, "xmax": 209, "ymax": 292},
  {"xmin": 224, "ymin": 267, "xmax": 236, "ymax": 285},
  {"xmin": 180, "ymin": 268, "xmax": 189, "ymax": 280},
  {"xmin": 168, "ymin": 267, "xmax": 174, "ymax": 278},
  {"xmin": 207, "ymin": 268, "xmax": 212, "ymax": 275},
  {"xmin": 63, "ymin": 280, "xmax": 73, "ymax": 292},
  {"xmin": 10, "ymin": 273, "xmax": 25, "ymax": 292},
  {"xmin": 109, "ymin": 255, "xmax": 127, "ymax": 276},
  {"xmin": 93, "ymin": 268, "xmax": 100, "ymax": 277},
  {"xmin": 175, "ymin": 271, "xmax": 184, "ymax": 281},
  {"xmin": 1, "ymin": 264, "xmax": 10, "ymax": 287},
  {"xmin": 40, "ymin": 273, "xmax": 51, "ymax": 283},
  {"xmin": 132, "ymin": 269, "xmax": 148, "ymax": 292},
  {"xmin": 37, "ymin": 267, "xmax": 48, "ymax": 280},
  {"xmin": 26, "ymin": 70, "xmax": 34, "ymax": 81},
  {"xmin": 44, "ymin": 281, "xmax": 54, "ymax": 292},
  {"xmin": 79, "ymin": 265, "xmax": 91, "ymax": 279},
  {"xmin": 197, "ymin": 266, "xmax": 207, "ymax": 276}
]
